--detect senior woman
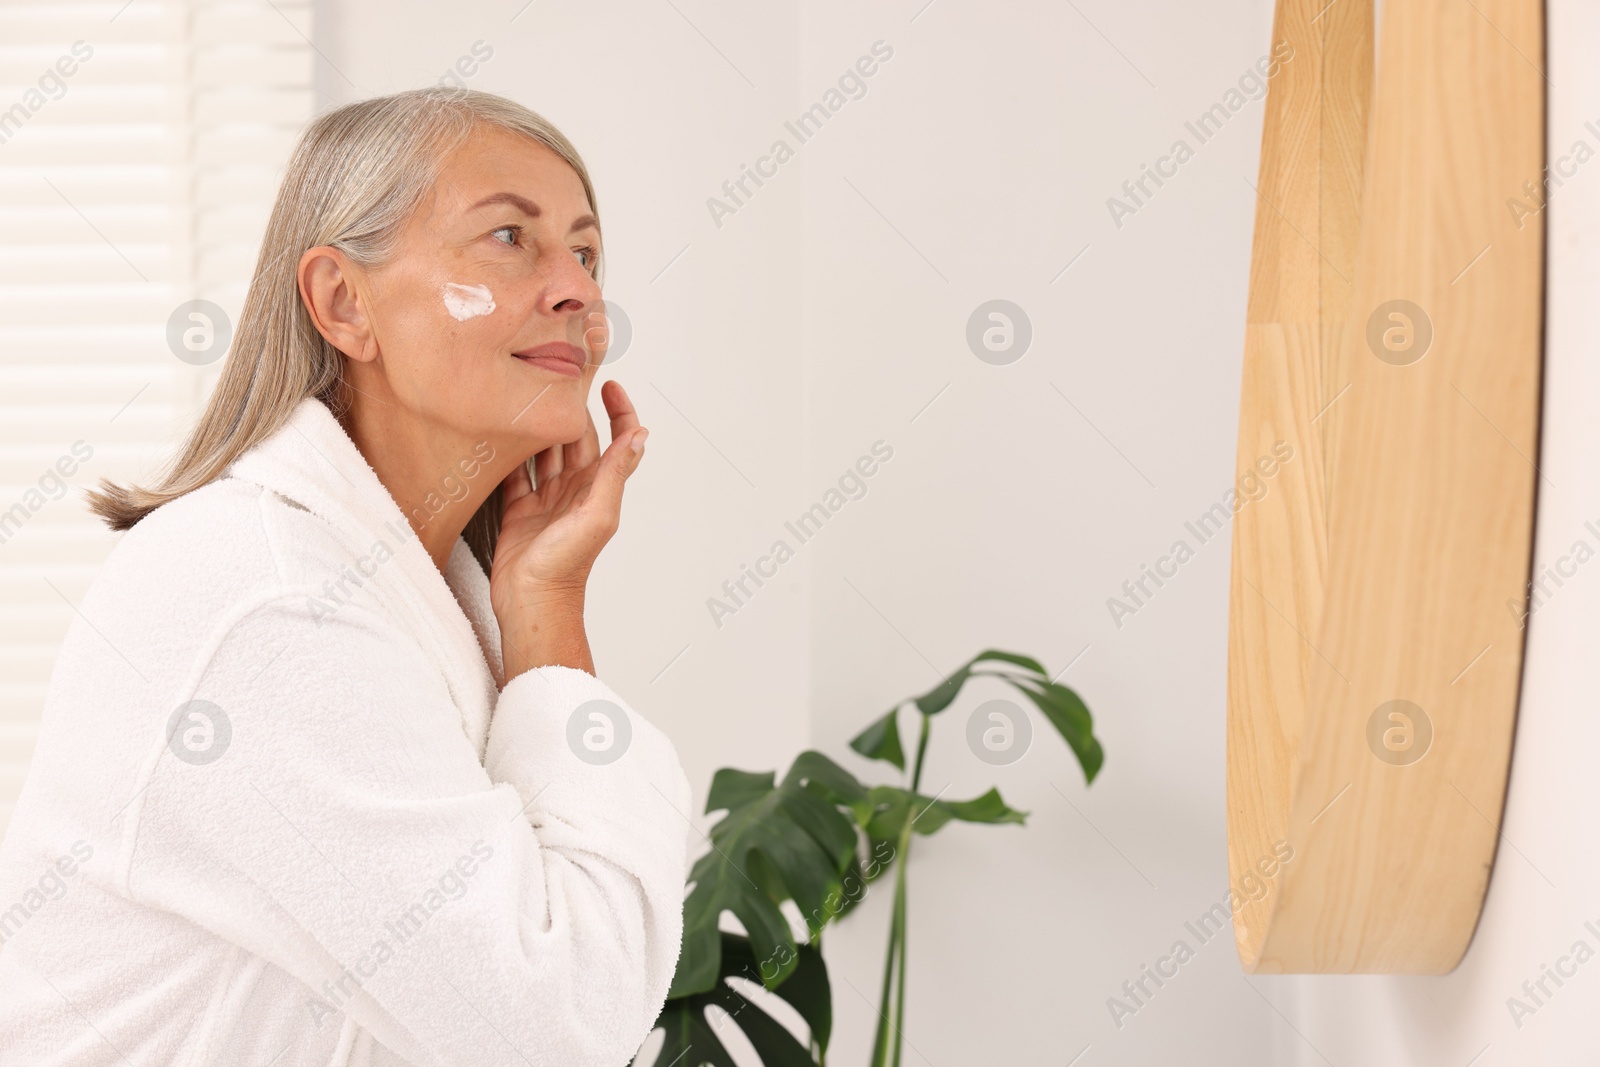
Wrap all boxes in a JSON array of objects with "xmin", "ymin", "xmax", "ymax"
[{"xmin": 0, "ymin": 89, "xmax": 690, "ymax": 1066}]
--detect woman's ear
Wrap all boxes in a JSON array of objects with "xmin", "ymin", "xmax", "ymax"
[{"xmin": 297, "ymin": 246, "xmax": 377, "ymax": 363}]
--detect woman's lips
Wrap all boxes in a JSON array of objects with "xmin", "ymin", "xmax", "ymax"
[{"xmin": 513, "ymin": 342, "xmax": 586, "ymax": 378}]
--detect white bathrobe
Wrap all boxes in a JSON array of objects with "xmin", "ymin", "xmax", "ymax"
[{"xmin": 0, "ymin": 396, "xmax": 692, "ymax": 1066}]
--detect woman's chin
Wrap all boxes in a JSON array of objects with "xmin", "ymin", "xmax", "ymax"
[{"xmin": 508, "ymin": 402, "xmax": 589, "ymax": 449}]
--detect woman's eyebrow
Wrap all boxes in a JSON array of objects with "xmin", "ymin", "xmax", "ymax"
[{"xmin": 467, "ymin": 191, "xmax": 599, "ymax": 234}]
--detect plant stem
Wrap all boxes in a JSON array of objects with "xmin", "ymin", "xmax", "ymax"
[
  {"xmin": 868, "ymin": 877, "xmax": 900, "ymax": 1066},
  {"xmin": 872, "ymin": 711, "xmax": 934, "ymax": 1067},
  {"xmin": 910, "ymin": 711, "xmax": 932, "ymax": 793},
  {"xmin": 888, "ymin": 712, "xmax": 932, "ymax": 1067},
  {"xmin": 890, "ymin": 820, "xmax": 911, "ymax": 1067}
]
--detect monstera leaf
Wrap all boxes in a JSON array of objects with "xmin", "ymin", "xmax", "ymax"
[
  {"xmin": 855, "ymin": 784, "xmax": 1027, "ymax": 840},
  {"xmin": 670, "ymin": 752, "xmax": 867, "ymax": 998},
  {"xmin": 639, "ymin": 932, "xmax": 830, "ymax": 1067},
  {"xmin": 831, "ymin": 782, "xmax": 1029, "ymax": 916},
  {"xmin": 850, "ymin": 648, "xmax": 1103, "ymax": 784},
  {"xmin": 649, "ymin": 648, "xmax": 1107, "ymax": 1067}
]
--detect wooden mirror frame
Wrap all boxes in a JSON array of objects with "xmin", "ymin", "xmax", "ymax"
[{"xmin": 1226, "ymin": 0, "xmax": 1545, "ymax": 973}]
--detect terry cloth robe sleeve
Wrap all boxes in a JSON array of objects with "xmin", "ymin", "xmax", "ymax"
[{"xmin": 123, "ymin": 591, "xmax": 692, "ymax": 1067}]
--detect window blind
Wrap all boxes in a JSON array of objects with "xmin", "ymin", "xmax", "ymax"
[{"xmin": 0, "ymin": 0, "xmax": 314, "ymax": 835}]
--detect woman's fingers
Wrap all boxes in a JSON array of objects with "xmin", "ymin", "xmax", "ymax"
[
  {"xmin": 528, "ymin": 378, "xmax": 641, "ymax": 495},
  {"xmin": 562, "ymin": 405, "xmax": 599, "ymax": 471},
  {"xmin": 558, "ymin": 379, "xmax": 639, "ymax": 474},
  {"xmin": 498, "ymin": 378, "xmax": 647, "ymax": 596},
  {"xmin": 500, "ymin": 459, "xmax": 535, "ymax": 508},
  {"xmin": 582, "ymin": 422, "xmax": 647, "ymax": 527},
  {"xmin": 602, "ymin": 380, "xmax": 641, "ymax": 447},
  {"xmin": 532, "ymin": 442, "xmax": 562, "ymax": 488}
]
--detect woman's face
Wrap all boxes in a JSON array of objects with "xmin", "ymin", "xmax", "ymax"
[{"xmin": 345, "ymin": 122, "xmax": 608, "ymax": 455}]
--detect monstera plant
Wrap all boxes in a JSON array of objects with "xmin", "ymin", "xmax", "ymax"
[{"xmin": 636, "ymin": 649, "xmax": 1104, "ymax": 1067}]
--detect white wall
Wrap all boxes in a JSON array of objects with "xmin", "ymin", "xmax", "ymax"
[
  {"xmin": 314, "ymin": 2, "xmax": 1595, "ymax": 1065},
  {"xmin": 794, "ymin": 1, "xmax": 1291, "ymax": 1064}
]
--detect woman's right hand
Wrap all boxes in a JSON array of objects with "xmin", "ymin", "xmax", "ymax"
[{"xmin": 489, "ymin": 379, "xmax": 648, "ymax": 680}]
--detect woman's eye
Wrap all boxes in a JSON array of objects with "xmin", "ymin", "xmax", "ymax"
[
  {"xmin": 573, "ymin": 246, "xmax": 597, "ymax": 269},
  {"xmin": 490, "ymin": 226, "xmax": 518, "ymax": 246}
]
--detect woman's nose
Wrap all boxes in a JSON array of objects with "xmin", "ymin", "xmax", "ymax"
[{"xmin": 545, "ymin": 251, "xmax": 602, "ymax": 314}]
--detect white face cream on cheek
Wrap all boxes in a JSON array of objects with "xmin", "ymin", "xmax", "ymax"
[{"xmin": 441, "ymin": 282, "xmax": 496, "ymax": 321}]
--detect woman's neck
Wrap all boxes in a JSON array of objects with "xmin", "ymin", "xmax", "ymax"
[{"xmin": 338, "ymin": 393, "xmax": 524, "ymax": 573}]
